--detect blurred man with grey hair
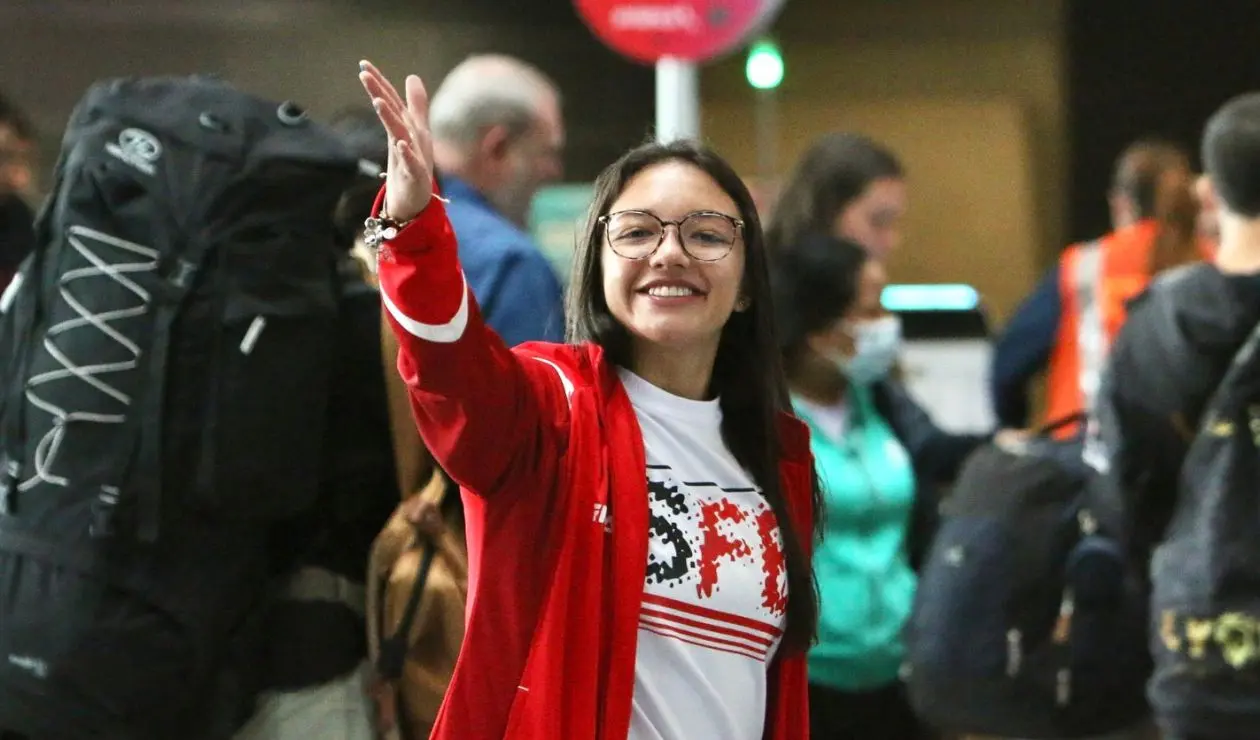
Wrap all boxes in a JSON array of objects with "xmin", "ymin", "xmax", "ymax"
[{"xmin": 428, "ymin": 54, "xmax": 567, "ymax": 345}]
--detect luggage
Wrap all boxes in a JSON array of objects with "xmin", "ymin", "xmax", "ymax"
[
  {"xmin": 368, "ymin": 470, "xmax": 467, "ymax": 740},
  {"xmin": 0, "ymin": 74, "xmax": 359, "ymax": 739},
  {"xmin": 904, "ymin": 415, "xmax": 1150, "ymax": 738}
]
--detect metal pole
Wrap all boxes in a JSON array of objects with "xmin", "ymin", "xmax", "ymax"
[
  {"xmin": 754, "ymin": 87, "xmax": 779, "ymax": 184},
  {"xmin": 655, "ymin": 57, "xmax": 699, "ymax": 143}
]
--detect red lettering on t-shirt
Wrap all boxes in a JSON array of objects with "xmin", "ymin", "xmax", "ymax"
[
  {"xmin": 756, "ymin": 508, "xmax": 787, "ymax": 616},
  {"xmin": 696, "ymin": 499, "xmax": 753, "ymax": 598}
]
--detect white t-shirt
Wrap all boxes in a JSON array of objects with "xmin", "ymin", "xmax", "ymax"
[
  {"xmin": 619, "ymin": 369, "xmax": 788, "ymax": 740},
  {"xmin": 791, "ymin": 395, "xmax": 849, "ymax": 443}
]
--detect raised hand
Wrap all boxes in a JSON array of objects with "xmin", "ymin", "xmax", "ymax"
[{"xmin": 358, "ymin": 60, "xmax": 435, "ymax": 223}]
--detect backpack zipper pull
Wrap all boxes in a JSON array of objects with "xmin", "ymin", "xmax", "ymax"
[
  {"xmin": 0, "ymin": 458, "xmax": 19, "ymax": 515},
  {"xmin": 1053, "ymin": 589, "xmax": 1075, "ymax": 644},
  {"xmin": 1006, "ymin": 628, "xmax": 1023, "ymax": 676},
  {"xmin": 1078, "ymin": 508, "xmax": 1098, "ymax": 535},
  {"xmin": 1057, "ymin": 668, "xmax": 1072, "ymax": 706},
  {"xmin": 240, "ymin": 316, "xmax": 267, "ymax": 355}
]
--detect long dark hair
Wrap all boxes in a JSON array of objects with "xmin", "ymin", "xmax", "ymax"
[
  {"xmin": 772, "ymin": 233, "xmax": 870, "ymax": 374},
  {"xmin": 567, "ymin": 140, "xmax": 821, "ymax": 652},
  {"xmin": 766, "ymin": 133, "xmax": 904, "ymax": 253}
]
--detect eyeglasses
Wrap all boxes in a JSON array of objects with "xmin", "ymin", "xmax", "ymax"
[{"xmin": 598, "ymin": 210, "xmax": 743, "ymax": 262}]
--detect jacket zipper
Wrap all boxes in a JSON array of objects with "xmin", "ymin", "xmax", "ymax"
[{"xmin": 842, "ymin": 431, "xmax": 884, "ymax": 627}]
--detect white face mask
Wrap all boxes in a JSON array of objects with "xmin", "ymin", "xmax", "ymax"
[{"xmin": 832, "ymin": 315, "xmax": 902, "ymax": 385}]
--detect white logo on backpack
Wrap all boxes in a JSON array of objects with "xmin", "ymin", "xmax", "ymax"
[
  {"xmin": 7, "ymin": 653, "xmax": 48, "ymax": 679},
  {"xmin": 105, "ymin": 128, "xmax": 162, "ymax": 176}
]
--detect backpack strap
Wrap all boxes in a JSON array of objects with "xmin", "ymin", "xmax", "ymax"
[
  {"xmin": 365, "ymin": 471, "xmax": 449, "ymax": 738},
  {"xmin": 374, "ymin": 526, "xmax": 440, "ymax": 681},
  {"xmin": 0, "ymin": 253, "xmax": 41, "ymax": 516},
  {"xmin": 1068, "ymin": 239, "xmax": 1107, "ymax": 416},
  {"xmin": 0, "ymin": 164, "xmax": 61, "ymax": 516},
  {"xmin": 130, "ymin": 258, "xmax": 198, "ymax": 541},
  {"xmin": 1039, "ymin": 411, "xmax": 1090, "ymax": 438},
  {"xmin": 1197, "ymin": 319, "xmax": 1260, "ymax": 424}
]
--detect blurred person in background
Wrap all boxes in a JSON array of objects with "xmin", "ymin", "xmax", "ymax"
[
  {"xmin": 772, "ymin": 232, "xmax": 992, "ymax": 740},
  {"xmin": 766, "ymin": 133, "xmax": 907, "ymax": 262},
  {"xmin": 1096, "ymin": 91, "xmax": 1260, "ymax": 740},
  {"xmin": 1195, "ymin": 173, "xmax": 1221, "ymax": 252},
  {"xmin": 426, "ymin": 54, "xmax": 567, "ymax": 346},
  {"xmin": 231, "ymin": 110, "xmax": 408, "ymax": 740},
  {"xmin": 990, "ymin": 139, "xmax": 1209, "ymax": 434},
  {"xmin": 0, "ymin": 92, "xmax": 36, "ymax": 292}
]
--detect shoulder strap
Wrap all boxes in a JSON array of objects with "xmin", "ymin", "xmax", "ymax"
[
  {"xmin": 1197, "ymin": 319, "xmax": 1260, "ymax": 427},
  {"xmin": 1040, "ymin": 411, "xmax": 1089, "ymax": 438},
  {"xmin": 1069, "ymin": 239, "xmax": 1107, "ymax": 416},
  {"xmin": 366, "ymin": 471, "xmax": 449, "ymax": 683},
  {"xmin": 0, "ymin": 166, "xmax": 62, "ymax": 515},
  {"xmin": 374, "ymin": 540, "xmax": 439, "ymax": 681}
]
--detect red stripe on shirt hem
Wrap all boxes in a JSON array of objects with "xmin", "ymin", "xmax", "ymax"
[
  {"xmin": 639, "ymin": 606, "xmax": 775, "ymax": 648},
  {"xmin": 638, "ymin": 622, "xmax": 768, "ymax": 662},
  {"xmin": 641, "ymin": 592, "xmax": 783, "ymax": 637}
]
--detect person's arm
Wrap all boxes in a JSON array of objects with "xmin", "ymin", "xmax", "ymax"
[
  {"xmin": 479, "ymin": 250, "xmax": 566, "ymax": 346},
  {"xmin": 990, "ymin": 265, "xmax": 1062, "ymax": 427},
  {"xmin": 376, "ymin": 191, "xmax": 570, "ymax": 499},
  {"xmin": 1094, "ymin": 338, "xmax": 1188, "ymax": 566},
  {"xmin": 876, "ymin": 381, "xmax": 989, "ymax": 484}
]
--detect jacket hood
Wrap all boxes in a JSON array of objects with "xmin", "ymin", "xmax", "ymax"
[{"xmin": 1115, "ymin": 263, "xmax": 1260, "ymax": 412}]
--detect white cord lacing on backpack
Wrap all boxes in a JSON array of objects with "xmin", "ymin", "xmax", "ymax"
[{"xmin": 20, "ymin": 225, "xmax": 159, "ymax": 491}]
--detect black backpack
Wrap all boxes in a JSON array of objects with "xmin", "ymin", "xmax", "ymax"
[
  {"xmin": 0, "ymin": 75, "xmax": 359, "ymax": 740},
  {"xmin": 903, "ymin": 414, "xmax": 1151, "ymax": 738},
  {"xmin": 1148, "ymin": 320, "xmax": 1260, "ymax": 740}
]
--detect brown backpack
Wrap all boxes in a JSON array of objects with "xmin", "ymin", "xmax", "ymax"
[{"xmin": 366, "ymin": 310, "xmax": 468, "ymax": 740}]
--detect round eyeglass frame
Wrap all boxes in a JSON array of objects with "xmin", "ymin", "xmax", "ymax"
[{"xmin": 597, "ymin": 209, "xmax": 745, "ymax": 262}]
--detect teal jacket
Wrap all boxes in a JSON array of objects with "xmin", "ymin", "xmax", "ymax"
[{"xmin": 795, "ymin": 385, "xmax": 918, "ymax": 691}]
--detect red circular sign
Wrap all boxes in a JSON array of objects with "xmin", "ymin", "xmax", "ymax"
[{"xmin": 574, "ymin": 0, "xmax": 785, "ymax": 65}]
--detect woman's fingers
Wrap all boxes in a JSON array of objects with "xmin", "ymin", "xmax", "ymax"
[
  {"xmin": 394, "ymin": 139, "xmax": 430, "ymax": 180},
  {"xmin": 358, "ymin": 60, "xmax": 406, "ymax": 114},
  {"xmin": 358, "ymin": 63, "xmax": 416, "ymax": 146},
  {"xmin": 403, "ymin": 75, "xmax": 434, "ymax": 168},
  {"xmin": 360, "ymin": 77, "xmax": 408, "ymax": 131},
  {"xmin": 356, "ymin": 68, "xmax": 394, "ymax": 113},
  {"xmin": 356, "ymin": 60, "xmax": 434, "ymax": 219},
  {"xmin": 371, "ymin": 99, "xmax": 413, "ymax": 149},
  {"xmin": 404, "ymin": 75, "xmax": 429, "ymax": 128}
]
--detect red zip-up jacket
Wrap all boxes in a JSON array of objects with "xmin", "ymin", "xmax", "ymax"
[{"xmin": 375, "ymin": 189, "xmax": 815, "ymax": 739}]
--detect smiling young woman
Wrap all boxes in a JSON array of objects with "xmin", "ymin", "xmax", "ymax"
[{"xmin": 357, "ymin": 61, "xmax": 821, "ymax": 740}]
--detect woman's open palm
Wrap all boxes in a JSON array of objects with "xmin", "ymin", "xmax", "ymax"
[{"xmin": 358, "ymin": 60, "xmax": 435, "ymax": 222}]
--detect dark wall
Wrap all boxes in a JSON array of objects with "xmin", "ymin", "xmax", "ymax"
[
  {"xmin": 326, "ymin": 0, "xmax": 656, "ymax": 180},
  {"xmin": 1067, "ymin": 0, "xmax": 1260, "ymax": 243},
  {"xmin": 0, "ymin": 0, "xmax": 655, "ymax": 187},
  {"xmin": 342, "ymin": 0, "xmax": 657, "ymax": 180}
]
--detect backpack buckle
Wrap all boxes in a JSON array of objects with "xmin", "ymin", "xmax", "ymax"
[
  {"xmin": 89, "ymin": 486, "xmax": 119, "ymax": 538},
  {"xmin": 0, "ymin": 458, "xmax": 20, "ymax": 516}
]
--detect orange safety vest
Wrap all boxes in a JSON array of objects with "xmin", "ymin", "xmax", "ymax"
[{"xmin": 1044, "ymin": 221, "xmax": 1164, "ymax": 435}]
